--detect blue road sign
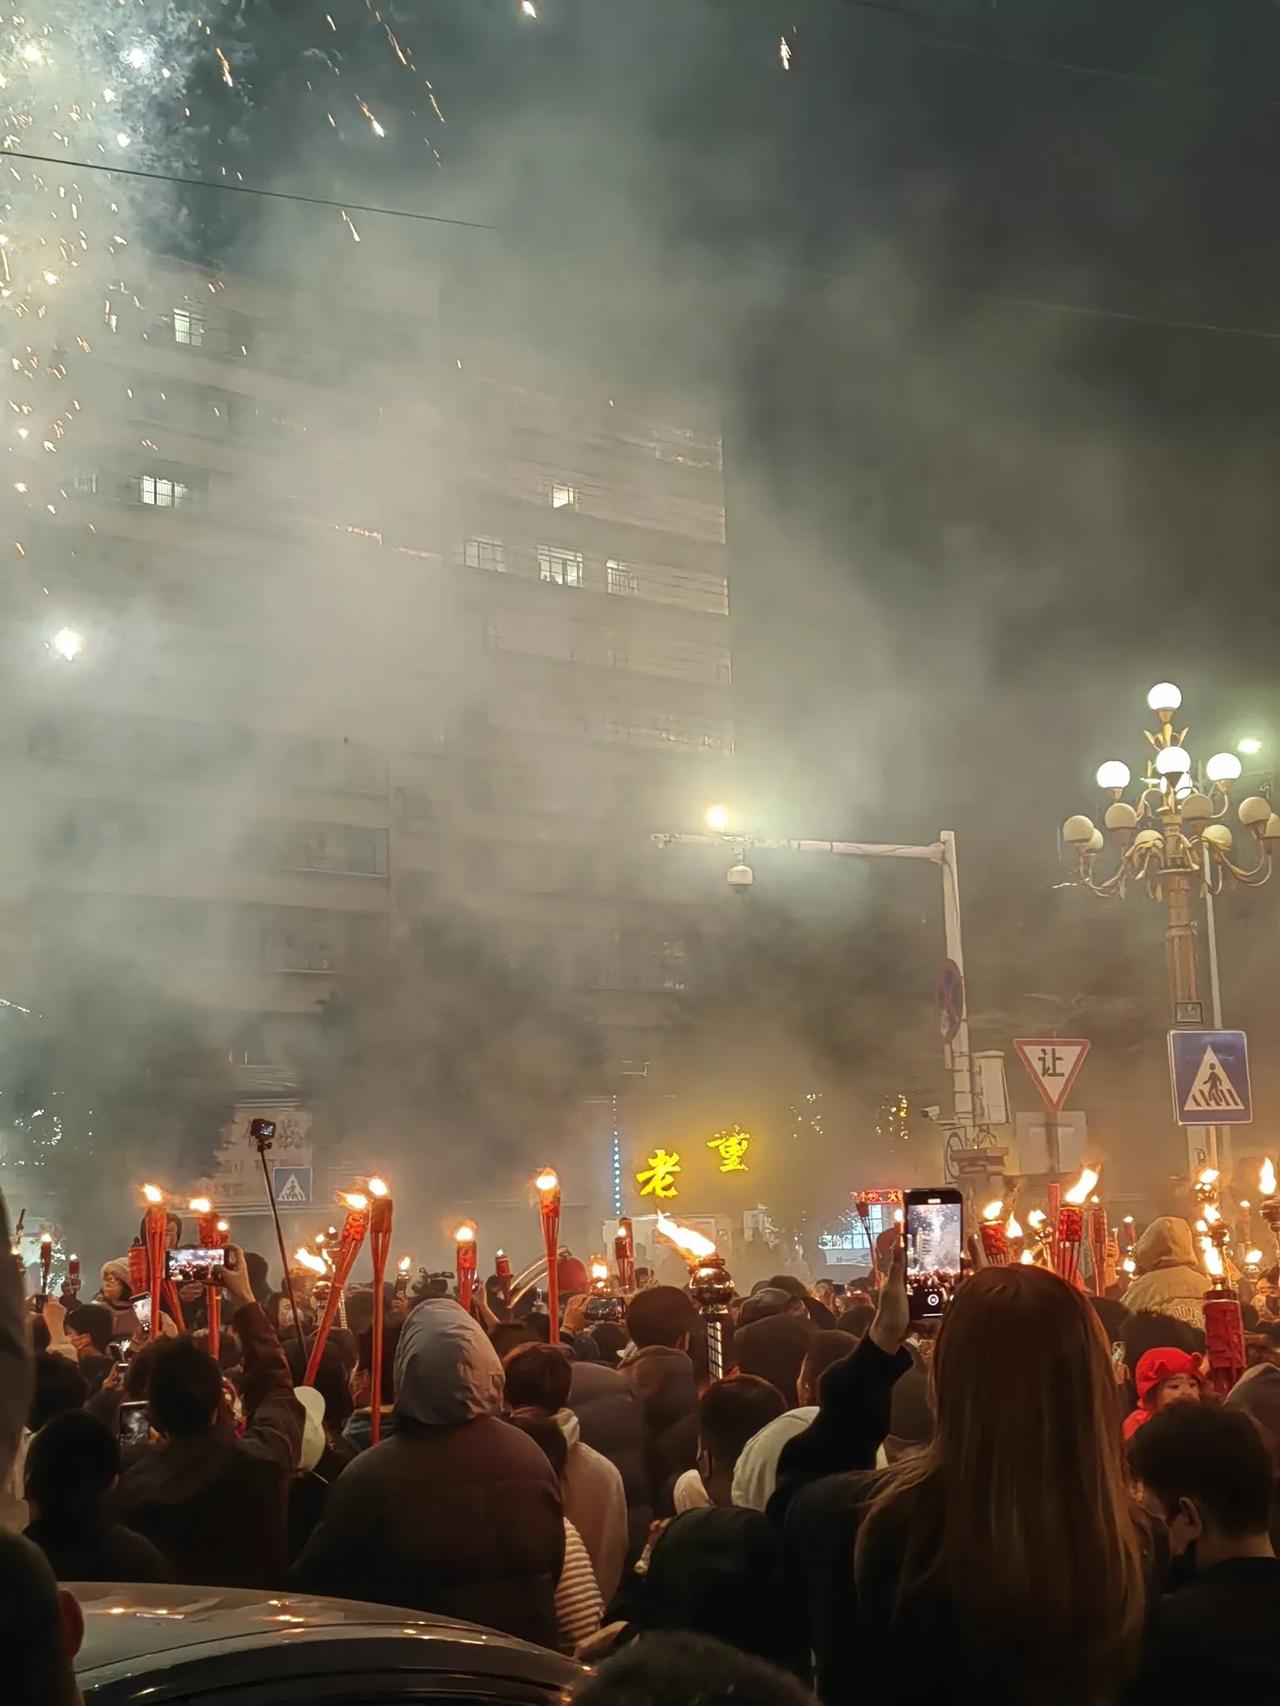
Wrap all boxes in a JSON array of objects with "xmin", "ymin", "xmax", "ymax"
[
  {"xmin": 272, "ymin": 1165, "xmax": 313, "ymax": 1205},
  {"xmin": 1167, "ymin": 1030, "xmax": 1252, "ymax": 1126}
]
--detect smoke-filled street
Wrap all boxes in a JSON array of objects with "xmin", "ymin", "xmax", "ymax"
[{"xmin": 5, "ymin": 7, "xmax": 1280, "ymax": 1704}]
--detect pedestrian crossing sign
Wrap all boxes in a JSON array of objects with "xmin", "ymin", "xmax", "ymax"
[
  {"xmin": 272, "ymin": 1166, "xmax": 313, "ymax": 1205},
  {"xmin": 1167, "ymin": 1030, "xmax": 1252, "ymax": 1126}
]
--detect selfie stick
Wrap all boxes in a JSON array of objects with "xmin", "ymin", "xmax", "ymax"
[{"xmin": 251, "ymin": 1121, "xmax": 306, "ymax": 1346}]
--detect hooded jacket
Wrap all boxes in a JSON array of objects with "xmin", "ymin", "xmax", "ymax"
[
  {"xmin": 96, "ymin": 1260, "xmax": 138, "ymax": 1340},
  {"xmin": 620, "ymin": 1343, "xmax": 699, "ymax": 1508},
  {"xmin": 1120, "ymin": 1218, "xmax": 1207, "ymax": 1327},
  {"xmin": 1122, "ymin": 1347, "xmax": 1204, "ymax": 1439},
  {"xmin": 291, "ymin": 1300, "xmax": 564, "ymax": 1646},
  {"xmin": 554, "ymin": 1406, "xmax": 628, "ymax": 1603}
]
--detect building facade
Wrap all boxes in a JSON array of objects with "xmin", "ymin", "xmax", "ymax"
[{"xmin": 2, "ymin": 253, "xmax": 734, "ymax": 1110}]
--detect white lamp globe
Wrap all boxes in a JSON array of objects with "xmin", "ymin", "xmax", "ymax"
[
  {"xmin": 1061, "ymin": 815, "xmax": 1096, "ymax": 846},
  {"xmin": 1203, "ymin": 824, "xmax": 1234, "ymax": 851},
  {"xmin": 1180, "ymin": 792, "xmax": 1214, "ymax": 823},
  {"xmin": 1147, "ymin": 682, "xmax": 1183, "ymax": 714},
  {"xmin": 1205, "ymin": 752, "xmax": 1243, "ymax": 783},
  {"xmin": 1239, "ymin": 796, "xmax": 1271, "ymax": 828},
  {"xmin": 1095, "ymin": 760, "xmax": 1131, "ymax": 790},
  {"xmin": 1104, "ymin": 801, "xmax": 1138, "ymax": 831},
  {"xmin": 1085, "ymin": 828, "xmax": 1105, "ymax": 853},
  {"xmin": 1154, "ymin": 745, "xmax": 1191, "ymax": 776},
  {"xmin": 1264, "ymin": 815, "xmax": 1280, "ymax": 843},
  {"xmin": 1174, "ymin": 773, "xmax": 1193, "ymax": 801}
]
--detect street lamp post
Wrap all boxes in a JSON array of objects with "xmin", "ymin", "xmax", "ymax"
[{"xmin": 1061, "ymin": 683, "xmax": 1279, "ymax": 1169}]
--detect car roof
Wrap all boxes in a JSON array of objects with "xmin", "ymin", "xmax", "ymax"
[{"xmin": 73, "ymin": 1583, "xmax": 578, "ymax": 1687}]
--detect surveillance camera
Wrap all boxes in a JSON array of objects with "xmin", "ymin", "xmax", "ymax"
[
  {"xmin": 726, "ymin": 862, "xmax": 754, "ymax": 892},
  {"xmin": 921, "ymin": 1105, "xmax": 941, "ymax": 1122}
]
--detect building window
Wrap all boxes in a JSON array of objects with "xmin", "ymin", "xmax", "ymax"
[
  {"xmin": 538, "ymin": 546, "xmax": 584, "ymax": 588},
  {"xmin": 70, "ymin": 473, "xmax": 98, "ymax": 495},
  {"xmin": 172, "ymin": 308, "xmax": 204, "ymax": 347},
  {"xmin": 464, "ymin": 536, "xmax": 506, "ymax": 573},
  {"xmin": 607, "ymin": 559, "xmax": 638, "ymax": 596},
  {"xmin": 139, "ymin": 474, "xmax": 188, "ymax": 508},
  {"xmin": 551, "ymin": 480, "xmax": 580, "ymax": 510}
]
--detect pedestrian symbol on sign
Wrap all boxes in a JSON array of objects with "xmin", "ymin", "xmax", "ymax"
[{"xmin": 1182, "ymin": 1046, "xmax": 1245, "ymax": 1115}]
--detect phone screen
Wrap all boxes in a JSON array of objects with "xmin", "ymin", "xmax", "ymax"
[
  {"xmin": 165, "ymin": 1246, "xmax": 227, "ymax": 1285},
  {"xmin": 118, "ymin": 1401, "xmax": 150, "ymax": 1447},
  {"xmin": 904, "ymin": 1190, "xmax": 963, "ymax": 1320}
]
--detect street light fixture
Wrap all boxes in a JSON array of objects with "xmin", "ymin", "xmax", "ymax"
[
  {"xmin": 704, "ymin": 803, "xmax": 731, "ymax": 833},
  {"xmin": 1062, "ymin": 683, "xmax": 1277, "ymax": 1035},
  {"xmin": 50, "ymin": 627, "xmax": 84, "ymax": 662},
  {"xmin": 1237, "ymin": 737, "xmax": 1263, "ymax": 757}
]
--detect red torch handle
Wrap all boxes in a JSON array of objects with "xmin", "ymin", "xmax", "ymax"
[
  {"xmin": 541, "ymin": 1198, "xmax": 561, "ymax": 1344},
  {"xmin": 980, "ymin": 1223, "xmax": 1009, "ymax": 1266},
  {"xmin": 369, "ymin": 1199, "xmax": 392, "ymax": 1446},
  {"xmin": 146, "ymin": 1210, "xmax": 166, "ymax": 1343},
  {"xmin": 304, "ymin": 1215, "xmax": 368, "ymax": 1386},
  {"xmin": 1204, "ymin": 1292, "xmax": 1246, "ymax": 1395}
]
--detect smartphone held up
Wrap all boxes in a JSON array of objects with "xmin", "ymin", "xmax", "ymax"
[
  {"xmin": 903, "ymin": 1188, "xmax": 964, "ymax": 1322},
  {"xmin": 164, "ymin": 1246, "xmax": 228, "ymax": 1286}
]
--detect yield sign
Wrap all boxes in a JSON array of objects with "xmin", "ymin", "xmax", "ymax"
[{"xmin": 1013, "ymin": 1038, "xmax": 1090, "ymax": 1112}]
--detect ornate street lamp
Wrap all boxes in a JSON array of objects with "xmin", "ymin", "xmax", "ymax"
[{"xmin": 1061, "ymin": 682, "xmax": 1279, "ymax": 1019}]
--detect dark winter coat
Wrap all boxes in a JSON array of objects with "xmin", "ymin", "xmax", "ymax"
[
  {"xmin": 110, "ymin": 1301, "xmax": 304, "ymax": 1590},
  {"xmin": 568, "ymin": 1360, "xmax": 650, "ymax": 1558},
  {"xmin": 620, "ymin": 1344, "xmax": 699, "ymax": 1509},
  {"xmin": 291, "ymin": 1300, "xmax": 564, "ymax": 1647}
]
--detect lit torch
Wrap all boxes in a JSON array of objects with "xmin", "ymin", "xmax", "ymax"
[
  {"xmin": 454, "ymin": 1222, "xmax": 478, "ymax": 1316},
  {"xmin": 38, "ymin": 1233, "xmax": 52, "ymax": 1300},
  {"xmin": 1055, "ymin": 1167, "xmax": 1099, "ymax": 1286},
  {"xmin": 494, "ymin": 1249, "xmax": 512, "ymax": 1308},
  {"xmin": 657, "ymin": 1213, "xmax": 734, "ymax": 1380},
  {"xmin": 395, "ymin": 1254, "xmax": 413, "ymax": 1301},
  {"xmin": 534, "ymin": 1168, "xmax": 562, "ymax": 1344},
  {"xmin": 65, "ymin": 1252, "xmax": 81, "ymax": 1299},
  {"xmin": 614, "ymin": 1217, "xmax": 636, "ymax": 1292},
  {"xmin": 304, "ymin": 1191, "xmax": 370, "ymax": 1387},
  {"xmin": 1259, "ymin": 1158, "xmax": 1280, "ymax": 1260},
  {"xmin": 190, "ymin": 1197, "xmax": 227, "ymax": 1360},
  {"xmin": 141, "ymin": 1185, "xmax": 166, "ymax": 1342},
  {"xmin": 1087, "ymin": 1195, "xmax": 1108, "ymax": 1297},
  {"xmin": 367, "ymin": 1179, "xmax": 393, "ymax": 1445},
  {"xmin": 979, "ymin": 1200, "xmax": 1008, "ymax": 1266}
]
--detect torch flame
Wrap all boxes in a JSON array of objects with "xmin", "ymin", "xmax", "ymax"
[
  {"xmin": 1064, "ymin": 1167, "xmax": 1100, "ymax": 1206},
  {"xmin": 1197, "ymin": 1166, "xmax": 1220, "ymax": 1188},
  {"xmin": 1019, "ymin": 1249, "xmax": 1035, "ymax": 1265},
  {"xmin": 534, "ymin": 1168, "xmax": 560, "ymax": 1195},
  {"xmin": 368, "ymin": 1177, "xmax": 389, "ymax": 1198},
  {"xmin": 1204, "ymin": 1203, "xmax": 1222, "ymax": 1225},
  {"xmin": 398, "ymin": 1255, "xmax": 412, "ymax": 1273},
  {"xmin": 1203, "ymin": 1242, "xmax": 1225, "ymax": 1279},
  {"xmin": 340, "ymin": 1192, "xmax": 369, "ymax": 1213},
  {"xmin": 142, "ymin": 1184, "xmax": 163, "ymax": 1205},
  {"xmin": 981, "ymin": 1199, "xmax": 1004, "ymax": 1223},
  {"xmin": 453, "ymin": 1223, "xmax": 477, "ymax": 1244},
  {"xmin": 1005, "ymin": 1213, "xmax": 1023, "ymax": 1239},
  {"xmin": 294, "ymin": 1248, "xmax": 327, "ymax": 1275},
  {"xmin": 1122, "ymin": 1256, "xmax": 1136, "ymax": 1274},
  {"xmin": 1246, "ymin": 1248, "xmax": 1264, "ymax": 1267},
  {"xmin": 1027, "ymin": 1209, "xmax": 1046, "ymax": 1229},
  {"xmin": 216, "ymin": 1220, "xmax": 230, "ymax": 1234},
  {"xmin": 1261, "ymin": 1158, "xmax": 1277, "ymax": 1198},
  {"xmin": 590, "ymin": 1259, "xmax": 609, "ymax": 1282},
  {"xmin": 188, "ymin": 1197, "xmax": 212, "ymax": 1214},
  {"xmin": 1122, "ymin": 1214, "xmax": 1135, "ymax": 1225},
  {"xmin": 656, "ymin": 1213, "xmax": 717, "ymax": 1261}
]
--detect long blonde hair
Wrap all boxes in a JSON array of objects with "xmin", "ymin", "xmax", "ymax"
[{"xmin": 856, "ymin": 1266, "xmax": 1146, "ymax": 1698}]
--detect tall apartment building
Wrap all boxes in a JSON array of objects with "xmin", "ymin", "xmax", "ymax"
[{"xmin": 1, "ymin": 252, "xmax": 733, "ymax": 1103}]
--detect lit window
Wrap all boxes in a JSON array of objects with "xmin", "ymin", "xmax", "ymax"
[
  {"xmin": 551, "ymin": 481, "xmax": 580, "ymax": 510},
  {"xmin": 607, "ymin": 559, "xmax": 638, "ymax": 596},
  {"xmin": 465, "ymin": 536, "xmax": 506, "ymax": 573},
  {"xmin": 139, "ymin": 474, "xmax": 188, "ymax": 508},
  {"xmin": 538, "ymin": 546, "xmax": 584, "ymax": 588},
  {"xmin": 172, "ymin": 308, "xmax": 204, "ymax": 347},
  {"xmin": 70, "ymin": 473, "xmax": 98, "ymax": 495}
]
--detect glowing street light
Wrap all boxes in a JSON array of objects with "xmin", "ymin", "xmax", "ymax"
[
  {"xmin": 1238, "ymin": 736, "xmax": 1263, "ymax": 756},
  {"xmin": 51, "ymin": 627, "xmax": 84, "ymax": 662},
  {"xmin": 704, "ymin": 803, "xmax": 731, "ymax": 833}
]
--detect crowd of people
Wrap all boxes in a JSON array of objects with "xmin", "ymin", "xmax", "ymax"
[{"xmin": 5, "ymin": 1191, "xmax": 1280, "ymax": 1705}]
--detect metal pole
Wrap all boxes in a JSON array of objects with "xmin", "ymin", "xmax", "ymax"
[
  {"xmin": 939, "ymin": 831, "xmax": 974, "ymax": 1144},
  {"xmin": 1164, "ymin": 870, "xmax": 1206, "ymax": 1176},
  {"xmin": 1204, "ymin": 863, "xmax": 1225, "ymax": 1173}
]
